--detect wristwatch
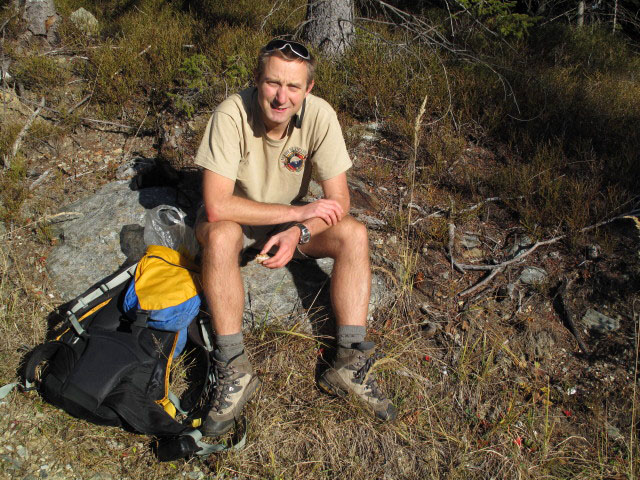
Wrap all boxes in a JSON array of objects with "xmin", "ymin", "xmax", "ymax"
[{"xmin": 294, "ymin": 223, "xmax": 310, "ymax": 244}]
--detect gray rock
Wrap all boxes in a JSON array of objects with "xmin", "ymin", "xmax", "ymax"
[
  {"xmin": 47, "ymin": 181, "xmax": 391, "ymax": 326},
  {"xmin": 533, "ymin": 330, "xmax": 555, "ymax": 359},
  {"xmin": 23, "ymin": 0, "xmax": 60, "ymax": 41},
  {"xmin": 357, "ymin": 214, "xmax": 386, "ymax": 229},
  {"xmin": 518, "ymin": 267, "xmax": 548, "ymax": 285},
  {"xmin": 0, "ymin": 454, "xmax": 22, "ymax": 470},
  {"xmin": 69, "ymin": 8, "xmax": 99, "ymax": 35},
  {"xmin": 497, "ymin": 283, "xmax": 517, "ymax": 301},
  {"xmin": 241, "ymin": 255, "xmax": 389, "ymax": 330},
  {"xmin": 46, "ymin": 181, "xmax": 179, "ymax": 301},
  {"xmin": 115, "ymin": 157, "xmax": 156, "ymax": 181},
  {"xmin": 582, "ymin": 308, "xmax": 620, "ymax": 333},
  {"xmin": 605, "ymin": 422, "xmax": 624, "ymax": 442},
  {"xmin": 88, "ymin": 474, "xmax": 113, "ymax": 480},
  {"xmin": 460, "ymin": 234, "xmax": 481, "ymax": 249},
  {"xmin": 508, "ymin": 234, "xmax": 534, "ymax": 257},
  {"xmin": 586, "ymin": 244, "xmax": 601, "ymax": 260},
  {"xmin": 16, "ymin": 445, "xmax": 28, "ymax": 459}
]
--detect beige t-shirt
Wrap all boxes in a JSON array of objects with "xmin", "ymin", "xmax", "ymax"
[{"xmin": 194, "ymin": 88, "xmax": 352, "ymax": 204}]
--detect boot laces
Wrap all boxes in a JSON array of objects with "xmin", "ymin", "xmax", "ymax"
[
  {"xmin": 211, "ymin": 362, "xmax": 237, "ymax": 412},
  {"xmin": 353, "ymin": 352, "xmax": 385, "ymax": 400}
]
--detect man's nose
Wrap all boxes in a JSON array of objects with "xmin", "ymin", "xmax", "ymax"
[{"xmin": 275, "ymin": 87, "xmax": 287, "ymax": 105}]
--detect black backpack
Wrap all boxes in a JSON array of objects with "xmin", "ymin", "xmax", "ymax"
[{"xmin": 6, "ymin": 248, "xmax": 245, "ymax": 461}]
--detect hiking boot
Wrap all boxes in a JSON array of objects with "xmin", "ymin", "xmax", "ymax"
[
  {"xmin": 201, "ymin": 350, "xmax": 260, "ymax": 437},
  {"xmin": 318, "ymin": 341, "xmax": 397, "ymax": 421}
]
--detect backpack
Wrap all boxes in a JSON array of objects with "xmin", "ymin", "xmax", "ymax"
[{"xmin": 3, "ymin": 245, "xmax": 244, "ymax": 461}]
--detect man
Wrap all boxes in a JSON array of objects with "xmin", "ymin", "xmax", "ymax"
[{"xmin": 194, "ymin": 39, "xmax": 396, "ymax": 437}]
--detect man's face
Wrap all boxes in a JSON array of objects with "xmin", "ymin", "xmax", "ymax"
[{"xmin": 256, "ymin": 55, "xmax": 314, "ymax": 138}]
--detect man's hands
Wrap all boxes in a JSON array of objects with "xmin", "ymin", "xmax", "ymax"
[
  {"xmin": 294, "ymin": 199, "xmax": 344, "ymax": 226},
  {"xmin": 259, "ymin": 226, "xmax": 300, "ymax": 269}
]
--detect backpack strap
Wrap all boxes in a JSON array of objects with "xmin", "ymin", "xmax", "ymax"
[{"xmin": 64, "ymin": 264, "xmax": 137, "ymax": 337}]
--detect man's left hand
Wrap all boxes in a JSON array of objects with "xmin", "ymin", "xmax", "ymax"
[{"xmin": 259, "ymin": 227, "xmax": 301, "ymax": 269}]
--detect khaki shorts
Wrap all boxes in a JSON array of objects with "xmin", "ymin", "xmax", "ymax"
[{"xmin": 195, "ymin": 205, "xmax": 310, "ymax": 259}]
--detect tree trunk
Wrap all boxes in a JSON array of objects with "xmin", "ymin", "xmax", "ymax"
[
  {"xmin": 303, "ymin": 0, "xmax": 354, "ymax": 57},
  {"xmin": 577, "ymin": 1, "xmax": 585, "ymax": 27}
]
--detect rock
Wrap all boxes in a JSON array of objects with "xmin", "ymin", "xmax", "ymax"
[
  {"xmin": 508, "ymin": 234, "xmax": 534, "ymax": 257},
  {"xmin": 88, "ymin": 474, "xmax": 113, "ymax": 480},
  {"xmin": 46, "ymin": 181, "xmax": 179, "ymax": 301},
  {"xmin": 548, "ymin": 251, "xmax": 561, "ymax": 260},
  {"xmin": 69, "ymin": 8, "xmax": 99, "ymax": 35},
  {"xmin": 460, "ymin": 234, "xmax": 481, "ymax": 249},
  {"xmin": 518, "ymin": 267, "xmax": 547, "ymax": 285},
  {"xmin": 241, "ymin": 256, "xmax": 390, "ymax": 330},
  {"xmin": 582, "ymin": 308, "xmax": 620, "ymax": 333},
  {"xmin": 533, "ymin": 330, "xmax": 555, "ymax": 360},
  {"xmin": 46, "ymin": 181, "xmax": 391, "ymax": 326},
  {"xmin": 16, "ymin": 445, "xmax": 28, "ymax": 459},
  {"xmin": 462, "ymin": 247, "xmax": 484, "ymax": 259},
  {"xmin": 605, "ymin": 422, "xmax": 624, "ymax": 442},
  {"xmin": 586, "ymin": 244, "xmax": 601, "ymax": 260},
  {"xmin": 357, "ymin": 214, "xmax": 386, "ymax": 230},
  {"xmin": 0, "ymin": 454, "xmax": 22, "ymax": 471},
  {"xmin": 22, "ymin": 0, "xmax": 60, "ymax": 42},
  {"xmin": 115, "ymin": 157, "xmax": 156, "ymax": 181},
  {"xmin": 420, "ymin": 321, "xmax": 438, "ymax": 338},
  {"xmin": 496, "ymin": 283, "xmax": 517, "ymax": 301}
]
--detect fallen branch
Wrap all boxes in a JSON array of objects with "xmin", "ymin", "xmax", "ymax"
[
  {"xmin": 457, "ymin": 267, "xmax": 504, "ymax": 297},
  {"xmin": 29, "ymin": 168, "xmax": 52, "ymax": 190},
  {"xmin": 447, "ymin": 223, "xmax": 465, "ymax": 274},
  {"xmin": 452, "ymin": 209, "xmax": 640, "ymax": 297},
  {"xmin": 553, "ymin": 276, "xmax": 590, "ymax": 356},
  {"xmin": 450, "ymin": 209, "xmax": 640, "ymax": 272},
  {"xmin": 0, "ymin": 211, "xmax": 82, "ymax": 239},
  {"xmin": 3, "ymin": 97, "xmax": 45, "ymax": 169}
]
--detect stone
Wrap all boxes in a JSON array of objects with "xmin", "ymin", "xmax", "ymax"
[
  {"xmin": 46, "ymin": 181, "xmax": 391, "ymax": 327},
  {"xmin": 518, "ymin": 267, "xmax": 548, "ymax": 285},
  {"xmin": 22, "ymin": 0, "xmax": 60, "ymax": 42},
  {"xmin": 115, "ymin": 157, "xmax": 156, "ymax": 181},
  {"xmin": 357, "ymin": 214, "xmax": 386, "ymax": 230},
  {"xmin": 533, "ymin": 330, "xmax": 555, "ymax": 360},
  {"xmin": 582, "ymin": 308, "xmax": 620, "ymax": 333},
  {"xmin": 508, "ymin": 234, "xmax": 534, "ymax": 257},
  {"xmin": 16, "ymin": 445, "xmax": 28, "ymax": 459},
  {"xmin": 605, "ymin": 423, "xmax": 624, "ymax": 442},
  {"xmin": 462, "ymin": 247, "xmax": 484, "ymax": 259},
  {"xmin": 69, "ymin": 8, "xmax": 99, "ymax": 35},
  {"xmin": 460, "ymin": 234, "xmax": 481, "ymax": 249},
  {"xmin": 497, "ymin": 283, "xmax": 517, "ymax": 301},
  {"xmin": 586, "ymin": 244, "xmax": 601, "ymax": 260},
  {"xmin": 46, "ymin": 181, "xmax": 180, "ymax": 301}
]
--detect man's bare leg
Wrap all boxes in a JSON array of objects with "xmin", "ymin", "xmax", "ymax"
[
  {"xmin": 302, "ymin": 216, "xmax": 396, "ymax": 420},
  {"xmin": 196, "ymin": 219, "xmax": 261, "ymax": 436},
  {"xmin": 299, "ymin": 215, "xmax": 371, "ymax": 329},
  {"xmin": 196, "ymin": 220, "xmax": 245, "ymax": 337}
]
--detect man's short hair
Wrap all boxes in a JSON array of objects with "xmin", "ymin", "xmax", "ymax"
[{"xmin": 255, "ymin": 45, "xmax": 316, "ymax": 87}]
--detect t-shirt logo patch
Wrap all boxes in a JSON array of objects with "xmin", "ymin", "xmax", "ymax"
[{"xmin": 282, "ymin": 147, "xmax": 307, "ymax": 172}]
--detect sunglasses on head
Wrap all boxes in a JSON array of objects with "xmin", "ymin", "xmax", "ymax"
[{"xmin": 264, "ymin": 39, "xmax": 311, "ymax": 60}]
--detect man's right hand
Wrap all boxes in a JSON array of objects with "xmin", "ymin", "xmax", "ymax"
[{"xmin": 295, "ymin": 199, "xmax": 344, "ymax": 225}]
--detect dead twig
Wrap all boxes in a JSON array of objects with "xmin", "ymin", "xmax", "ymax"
[
  {"xmin": 554, "ymin": 276, "xmax": 590, "ymax": 355},
  {"xmin": 457, "ymin": 267, "xmax": 504, "ymax": 297},
  {"xmin": 29, "ymin": 168, "xmax": 52, "ymax": 190},
  {"xmin": 447, "ymin": 223, "xmax": 465, "ymax": 274},
  {"xmin": 3, "ymin": 96, "xmax": 44, "ymax": 169}
]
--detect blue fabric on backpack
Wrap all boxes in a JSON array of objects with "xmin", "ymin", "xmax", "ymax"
[{"xmin": 122, "ymin": 283, "xmax": 201, "ymax": 357}]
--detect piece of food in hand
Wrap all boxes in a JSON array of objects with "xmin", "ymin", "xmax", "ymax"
[{"xmin": 255, "ymin": 253, "xmax": 270, "ymax": 264}]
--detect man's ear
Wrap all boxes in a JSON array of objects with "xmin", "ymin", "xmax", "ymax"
[{"xmin": 305, "ymin": 80, "xmax": 315, "ymax": 96}]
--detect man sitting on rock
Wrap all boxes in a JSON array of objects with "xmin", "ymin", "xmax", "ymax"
[{"xmin": 194, "ymin": 39, "xmax": 396, "ymax": 437}]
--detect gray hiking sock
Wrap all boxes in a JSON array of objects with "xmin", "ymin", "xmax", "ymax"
[
  {"xmin": 336, "ymin": 325, "xmax": 366, "ymax": 349},
  {"xmin": 215, "ymin": 331, "xmax": 245, "ymax": 361}
]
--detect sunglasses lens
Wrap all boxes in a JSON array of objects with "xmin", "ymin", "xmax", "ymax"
[{"xmin": 265, "ymin": 40, "xmax": 309, "ymax": 60}]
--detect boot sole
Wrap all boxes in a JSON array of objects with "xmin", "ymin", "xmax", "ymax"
[{"xmin": 202, "ymin": 376, "xmax": 261, "ymax": 437}]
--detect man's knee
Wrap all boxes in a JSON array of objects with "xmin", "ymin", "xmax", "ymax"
[
  {"xmin": 336, "ymin": 216, "xmax": 368, "ymax": 247},
  {"xmin": 197, "ymin": 220, "xmax": 243, "ymax": 255}
]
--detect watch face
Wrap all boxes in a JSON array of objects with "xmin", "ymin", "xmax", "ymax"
[{"xmin": 297, "ymin": 223, "xmax": 310, "ymax": 244}]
